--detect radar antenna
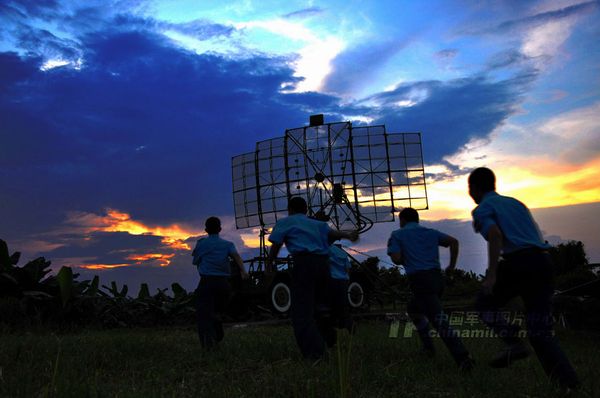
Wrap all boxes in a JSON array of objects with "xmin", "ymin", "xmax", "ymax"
[{"xmin": 232, "ymin": 115, "xmax": 428, "ymax": 258}]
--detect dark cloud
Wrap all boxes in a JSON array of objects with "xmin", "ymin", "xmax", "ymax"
[
  {"xmin": 0, "ymin": 19, "xmax": 334, "ymax": 245},
  {"xmin": 367, "ymin": 71, "xmax": 537, "ymax": 162},
  {"xmin": 282, "ymin": 7, "xmax": 325, "ymax": 19},
  {"xmin": 168, "ymin": 19, "xmax": 235, "ymax": 39},
  {"xmin": 434, "ymin": 49, "xmax": 458, "ymax": 60},
  {"xmin": 14, "ymin": 24, "xmax": 82, "ymax": 59},
  {"xmin": 462, "ymin": 1, "xmax": 599, "ymax": 35},
  {"xmin": 485, "ymin": 49, "xmax": 534, "ymax": 70},
  {"xmin": 45, "ymin": 231, "xmax": 168, "ymax": 263},
  {"xmin": 0, "ymin": 51, "xmax": 39, "ymax": 89},
  {"xmin": 0, "ymin": 0, "xmax": 59, "ymax": 19},
  {"xmin": 322, "ymin": 39, "xmax": 410, "ymax": 97},
  {"xmin": 496, "ymin": 1, "xmax": 598, "ymax": 32}
]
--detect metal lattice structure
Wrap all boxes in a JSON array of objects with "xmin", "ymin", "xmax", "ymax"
[{"xmin": 232, "ymin": 118, "xmax": 428, "ymax": 233}]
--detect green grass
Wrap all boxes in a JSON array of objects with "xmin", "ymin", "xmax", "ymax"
[{"xmin": 0, "ymin": 322, "xmax": 597, "ymax": 397}]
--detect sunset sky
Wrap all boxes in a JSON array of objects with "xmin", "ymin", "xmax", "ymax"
[{"xmin": 1, "ymin": 0, "xmax": 599, "ymax": 292}]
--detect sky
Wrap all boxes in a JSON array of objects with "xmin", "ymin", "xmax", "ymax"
[{"xmin": 1, "ymin": 0, "xmax": 599, "ymax": 293}]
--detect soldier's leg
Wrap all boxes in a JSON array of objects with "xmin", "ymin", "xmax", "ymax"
[
  {"xmin": 475, "ymin": 261, "xmax": 521, "ymax": 346},
  {"xmin": 336, "ymin": 279, "xmax": 354, "ymax": 333},
  {"xmin": 417, "ymin": 270, "xmax": 470, "ymax": 364},
  {"xmin": 521, "ymin": 253, "xmax": 579, "ymax": 388},
  {"xmin": 290, "ymin": 255, "xmax": 326, "ymax": 360},
  {"xmin": 317, "ymin": 276, "xmax": 337, "ymax": 348},
  {"xmin": 213, "ymin": 278, "xmax": 232, "ymax": 343},
  {"xmin": 406, "ymin": 295, "xmax": 435, "ymax": 354},
  {"xmin": 195, "ymin": 278, "xmax": 217, "ymax": 348}
]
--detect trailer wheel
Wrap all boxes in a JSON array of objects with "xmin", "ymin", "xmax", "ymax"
[
  {"xmin": 270, "ymin": 281, "xmax": 291, "ymax": 313},
  {"xmin": 347, "ymin": 281, "xmax": 365, "ymax": 308}
]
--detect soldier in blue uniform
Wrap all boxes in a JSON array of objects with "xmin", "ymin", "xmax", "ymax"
[
  {"xmin": 387, "ymin": 207, "xmax": 473, "ymax": 370},
  {"xmin": 192, "ymin": 216, "xmax": 248, "ymax": 348},
  {"xmin": 328, "ymin": 241, "xmax": 354, "ymax": 332},
  {"xmin": 319, "ymin": 240, "xmax": 355, "ymax": 348},
  {"xmin": 267, "ymin": 197, "xmax": 358, "ymax": 360},
  {"xmin": 469, "ymin": 167, "xmax": 579, "ymax": 389}
]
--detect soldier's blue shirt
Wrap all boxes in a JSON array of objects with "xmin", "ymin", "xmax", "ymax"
[
  {"xmin": 471, "ymin": 191, "xmax": 549, "ymax": 254},
  {"xmin": 191, "ymin": 234, "xmax": 237, "ymax": 276},
  {"xmin": 269, "ymin": 214, "xmax": 331, "ymax": 255},
  {"xmin": 329, "ymin": 244, "xmax": 350, "ymax": 280},
  {"xmin": 387, "ymin": 222, "xmax": 449, "ymax": 275}
]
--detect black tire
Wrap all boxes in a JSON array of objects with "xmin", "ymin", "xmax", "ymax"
[
  {"xmin": 269, "ymin": 280, "xmax": 291, "ymax": 313},
  {"xmin": 347, "ymin": 280, "xmax": 365, "ymax": 308}
]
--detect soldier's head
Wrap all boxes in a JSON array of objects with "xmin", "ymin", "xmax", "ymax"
[
  {"xmin": 205, "ymin": 216, "xmax": 222, "ymax": 235},
  {"xmin": 468, "ymin": 167, "xmax": 496, "ymax": 204},
  {"xmin": 399, "ymin": 207, "xmax": 419, "ymax": 228},
  {"xmin": 288, "ymin": 196, "xmax": 308, "ymax": 215}
]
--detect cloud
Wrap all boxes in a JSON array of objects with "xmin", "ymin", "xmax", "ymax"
[
  {"xmin": 449, "ymin": 101, "xmax": 600, "ymax": 166},
  {"xmin": 322, "ymin": 39, "xmax": 410, "ymax": 97},
  {"xmin": 460, "ymin": 1, "xmax": 599, "ymax": 70},
  {"xmin": 426, "ymin": 102, "xmax": 600, "ymax": 218},
  {"xmin": 366, "ymin": 71, "xmax": 537, "ymax": 162},
  {"xmin": 0, "ymin": 25, "xmax": 342, "ymax": 269},
  {"xmin": 234, "ymin": 17, "xmax": 344, "ymax": 93},
  {"xmin": 166, "ymin": 19, "xmax": 236, "ymax": 40},
  {"xmin": 435, "ymin": 49, "xmax": 458, "ymax": 60},
  {"xmin": 0, "ymin": 0, "xmax": 60, "ymax": 19},
  {"xmin": 494, "ymin": 1, "xmax": 598, "ymax": 34},
  {"xmin": 485, "ymin": 49, "xmax": 532, "ymax": 70},
  {"xmin": 282, "ymin": 7, "xmax": 325, "ymax": 20}
]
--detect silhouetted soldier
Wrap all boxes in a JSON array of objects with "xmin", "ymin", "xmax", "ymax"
[
  {"xmin": 321, "ymin": 239, "xmax": 355, "ymax": 347},
  {"xmin": 469, "ymin": 167, "xmax": 579, "ymax": 389},
  {"xmin": 192, "ymin": 217, "xmax": 248, "ymax": 348},
  {"xmin": 387, "ymin": 207, "xmax": 473, "ymax": 371},
  {"xmin": 267, "ymin": 197, "xmax": 358, "ymax": 361}
]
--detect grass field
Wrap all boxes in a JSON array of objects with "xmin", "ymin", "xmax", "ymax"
[{"xmin": 0, "ymin": 321, "xmax": 597, "ymax": 397}]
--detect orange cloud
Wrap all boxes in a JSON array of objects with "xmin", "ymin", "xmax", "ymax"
[
  {"xmin": 240, "ymin": 228, "xmax": 264, "ymax": 248},
  {"xmin": 66, "ymin": 208, "xmax": 202, "ymax": 251},
  {"xmin": 60, "ymin": 209, "xmax": 204, "ymax": 270},
  {"xmin": 100, "ymin": 209, "xmax": 200, "ymax": 250},
  {"xmin": 126, "ymin": 253, "xmax": 175, "ymax": 267},
  {"xmin": 80, "ymin": 263, "xmax": 131, "ymax": 270}
]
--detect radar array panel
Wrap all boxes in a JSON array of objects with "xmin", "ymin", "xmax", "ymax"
[{"xmin": 232, "ymin": 120, "xmax": 427, "ymax": 232}]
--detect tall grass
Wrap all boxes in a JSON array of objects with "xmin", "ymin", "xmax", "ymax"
[
  {"xmin": 336, "ymin": 329, "xmax": 353, "ymax": 398},
  {"xmin": 0, "ymin": 322, "xmax": 596, "ymax": 397}
]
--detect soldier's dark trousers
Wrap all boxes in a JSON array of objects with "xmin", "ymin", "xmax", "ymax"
[
  {"xmin": 290, "ymin": 253, "xmax": 330, "ymax": 360},
  {"xmin": 195, "ymin": 275, "xmax": 231, "ymax": 349},
  {"xmin": 476, "ymin": 249, "xmax": 579, "ymax": 387},
  {"xmin": 318, "ymin": 278, "xmax": 354, "ymax": 348},
  {"xmin": 477, "ymin": 249, "xmax": 578, "ymax": 386},
  {"xmin": 407, "ymin": 269, "xmax": 470, "ymax": 364}
]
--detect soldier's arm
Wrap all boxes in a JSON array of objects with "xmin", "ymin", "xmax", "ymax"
[
  {"xmin": 482, "ymin": 224, "xmax": 503, "ymax": 294},
  {"xmin": 231, "ymin": 251, "xmax": 249, "ymax": 279},
  {"xmin": 389, "ymin": 251, "xmax": 403, "ymax": 265},
  {"xmin": 266, "ymin": 242, "xmax": 283, "ymax": 273},
  {"xmin": 439, "ymin": 235, "xmax": 459, "ymax": 271}
]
